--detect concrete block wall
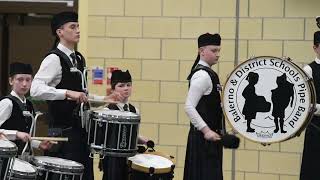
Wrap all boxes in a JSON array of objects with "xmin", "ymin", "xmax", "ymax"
[{"xmin": 79, "ymin": 0, "xmax": 320, "ymax": 179}]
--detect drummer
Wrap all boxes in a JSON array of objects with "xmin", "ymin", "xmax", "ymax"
[
  {"xmin": 0, "ymin": 62, "xmax": 52, "ymax": 154},
  {"xmin": 100, "ymin": 69, "xmax": 150, "ymax": 180},
  {"xmin": 30, "ymin": 11, "xmax": 122, "ymax": 180},
  {"xmin": 300, "ymin": 30, "xmax": 320, "ymax": 180}
]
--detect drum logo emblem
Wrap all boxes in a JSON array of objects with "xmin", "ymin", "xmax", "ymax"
[
  {"xmin": 120, "ymin": 126, "xmax": 127, "ymax": 148},
  {"xmin": 223, "ymin": 57, "xmax": 314, "ymax": 143}
]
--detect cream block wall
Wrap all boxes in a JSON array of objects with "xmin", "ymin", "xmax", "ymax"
[{"xmin": 80, "ymin": 0, "xmax": 320, "ymax": 179}]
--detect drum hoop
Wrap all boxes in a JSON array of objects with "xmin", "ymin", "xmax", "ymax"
[
  {"xmin": 103, "ymin": 150, "xmax": 137, "ymax": 157},
  {"xmin": 0, "ymin": 141, "xmax": 18, "ymax": 156},
  {"xmin": 128, "ymin": 151, "xmax": 175, "ymax": 174},
  {"xmin": 32, "ymin": 156, "xmax": 84, "ymax": 173},
  {"xmin": 92, "ymin": 111, "xmax": 140, "ymax": 120},
  {"xmin": 91, "ymin": 117, "xmax": 140, "ymax": 124},
  {"xmin": 222, "ymin": 56, "xmax": 316, "ymax": 144}
]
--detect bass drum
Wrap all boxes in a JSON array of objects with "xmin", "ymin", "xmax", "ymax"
[{"xmin": 222, "ymin": 56, "xmax": 316, "ymax": 144}]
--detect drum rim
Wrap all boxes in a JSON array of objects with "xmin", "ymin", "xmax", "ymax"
[
  {"xmin": 222, "ymin": 56, "xmax": 316, "ymax": 144},
  {"xmin": 91, "ymin": 117, "xmax": 140, "ymax": 123},
  {"xmin": 91, "ymin": 110, "xmax": 141, "ymax": 121},
  {"xmin": 128, "ymin": 151, "xmax": 175, "ymax": 174},
  {"xmin": 32, "ymin": 156, "xmax": 84, "ymax": 173},
  {"xmin": 0, "ymin": 140, "xmax": 18, "ymax": 156}
]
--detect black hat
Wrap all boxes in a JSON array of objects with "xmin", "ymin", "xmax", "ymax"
[
  {"xmin": 198, "ymin": 33, "xmax": 221, "ymax": 48},
  {"xmin": 220, "ymin": 134, "xmax": 240, "ymax": 149},
  {"xmin": 111, "ymin": 70, "xmax": 132, "ymax": 89},
  {"xmin": 314, "ymin": 31, "xmax": 320, "ymax": 45},
  {"xmin": 51, "ymin": 11, "xmax": 78, "ymax": 35},
  {"xmin": 9, "ymin": 62, "xmax": 33, "ymax": 77}
]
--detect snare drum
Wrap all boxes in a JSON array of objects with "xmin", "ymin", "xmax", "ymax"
[
  {"xmin": 31, "ymin": 156, "xmax": 84, "ymax": 180},
  {"xmin": 8, "ymin": 158, "xmax": 37, "ymax": 180},
  {"xmin": 87, "ymin": 109, "xmax": 140, "ymax": 157},
  {"xmin": 222, "ymin": 56, "xmax": 316, "ymax": 144},
  {"xmin": 128, "ymin": 151, "xmax": 175, "ymax": 180},
  {"xmin": 0, "ymin": 140, "xmax": 18, "ymax": 180}
]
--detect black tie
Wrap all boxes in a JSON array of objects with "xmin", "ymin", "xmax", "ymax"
[
  {"xmin": 123, "ymin": 104, "xmax": 129, "ymax": 111},
  {"xmin": 70, "ymin": 53, "xmax": 77, "ymax": 67}
]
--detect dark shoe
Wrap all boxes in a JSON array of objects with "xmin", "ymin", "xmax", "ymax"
[
  {"xmin": 274, "ymin": 128, "xmax": 279, "ymax": 133},
  {"xmin": 281, "ymin": 130, "xmax": 287, "ymax": 133},
  {"xmin": 246, "ymin": 128, "xmax": 255, "ymax": 132}
]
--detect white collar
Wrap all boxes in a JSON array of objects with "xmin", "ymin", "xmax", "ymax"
[
  {"xmin": 57, "ymin": 43, "xmax": 75, "ymax": 56},
  {"xmin": 198, "ymin": 59, "xmax": 210, "ymax": 67},
  {"xmin": 10, "ymin": 91, "xmax": 26, "ymax": 103},
  {"xmin": 315, "ymin": 57, "xmax": 320, "ymax": 64}
]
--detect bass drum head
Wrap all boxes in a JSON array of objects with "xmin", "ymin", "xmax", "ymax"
[
  {"xmin": 128, "ymin": 151, "xmax": 175, "ymax": 174},
  {"xmin": 222, "ymin": 56, "xmax": 316, "ymax": 144}
]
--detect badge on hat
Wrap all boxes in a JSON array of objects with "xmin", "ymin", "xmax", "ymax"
[
  {"xmin": 9, "ymin": 62, "xmax": 33, "ymax": 77},
  {"xmin": 51, "ymin": 11, "xmax": 78, "ymax": 35}
]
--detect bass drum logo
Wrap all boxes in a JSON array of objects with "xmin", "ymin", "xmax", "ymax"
[{"xmin": 223, "ymin": 56, "xmax": 315, "ymax": 144}]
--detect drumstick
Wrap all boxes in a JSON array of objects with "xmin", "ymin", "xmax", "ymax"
[{"xmin": 31, "ymin": 137, "xmax": 69, "ymax": 142}]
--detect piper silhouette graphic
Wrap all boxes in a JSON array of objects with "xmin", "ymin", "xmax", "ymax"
[
  {"xmin": 271, "ymin": 73, "xmax": 294, "ymax": 133},
  {"xmin": 242, "ymin": 72, "xmax": 271, "ymax": 133}
]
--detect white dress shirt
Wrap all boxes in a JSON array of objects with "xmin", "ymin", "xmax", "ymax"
[
  {"xmin": 184, "ymin": 60, "xmax": 214, "ymax": 130},
  {"xmin": 31, "ymin": 43, "xmax": 103, "ymax": 101},
  {"xmin": 303, "ymin": 57, "xmax": 320, "ymax": 116},
  {"xmin": 0, "ymin": 91, "xmax": 40, "ymax": 147},
  {"xmin": 30, "ymin": 43, "xmax": 77, "ymax": 100}
]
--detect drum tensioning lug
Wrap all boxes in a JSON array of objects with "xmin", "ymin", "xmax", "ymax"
[
  {"xmin": 149, "ymin": 167, "xmax": 155, "ymax": 176},
  {"xmin": 282, "ymin": 56, "xmax": 292, "ymax": 62},
  {"xmin": 170, "ymin": 164, "xmax": 175, "ymax": 173},
  {"xmin": 260, "ymin": 143, "xmax": 271, "ymax": 146}
]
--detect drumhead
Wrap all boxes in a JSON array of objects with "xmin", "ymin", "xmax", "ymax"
[
  {"xmin": 128, "ymin": 152, "xmax": 174, "ymax": 174},
  {"xmin": 32, "ymin": 156, "xmax": 84, "ymax": 173},
  {"xmin": 222, "ymin": 56, "xmax": 316, "ymax": 144},
  {"xmin": 0, "ymin": 140, "xmax": 18, "ymax": 157},
  {"xmin": 11, "ymin": 158, "xmax": 37, "ymax": 178},
  {"xmin": 92, "ymin": 109, "xmax": 140, "ymax": 122}
]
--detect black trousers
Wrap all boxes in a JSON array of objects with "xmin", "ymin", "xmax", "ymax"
[{"xmin": 300, "ymin": 117, "xmax": 320, "ymax": 180}]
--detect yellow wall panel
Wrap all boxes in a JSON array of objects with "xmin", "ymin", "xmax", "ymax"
[
  {"xmin": 88, "ymin": 0, "xmax": 124, "ymax": 16},
  {"xmin": 125, "ymin": 0, "xmax": 161, "ymax": 16},
  {"xmin": 263, "ymin": 19, "xmax": 304, "ymax": 40},
  {"xmin": 250, "ymin": 0, "xmax": 284, "ymax": 17},
  {"xmin": 163, "ymin": 0, "xmax": 200, "ymax": 17},
  {"xmin": 87, "ymin": 38, "xmax": 123, "ymax": 58},
  {"xmin": 88, "ymin": 16, "xmax": 106, "ymax": 37},
  {"xmin": 106, "ymin": 17, "xmax": 142, "ymax": 37},
  {"xmin": 142, "ymin": 60, "xmax": 179, "ymax": 81},
  {"xmin": 124, "ymin": 39, "xmax": 161, "ymax": 59},
  {"xmin": 140, "ymin": 102, "xmax": 178, "ymax": 124},
  {"xmin": 143, "ymin": 18, "xmax": 180, "ymax": 38}
]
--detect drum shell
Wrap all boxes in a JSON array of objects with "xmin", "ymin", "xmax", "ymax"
[
  {"xmin": 87, "ymin": 110, "xmax": 140, "ymax": 157},
  {"xmin": 31, "ymin": 156, "xmax": 84, "ymax": 180}
]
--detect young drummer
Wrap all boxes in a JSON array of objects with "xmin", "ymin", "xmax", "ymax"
[
  {"xmin": 101, "ymin": 69, "xmax": 149, "ymax": 180},
  {"xmin": 0, "ymin": 62, "xmax": 52, "ymax": 153}
]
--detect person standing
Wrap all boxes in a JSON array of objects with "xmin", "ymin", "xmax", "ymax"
[
  {"xmin": 184, "ymin": 33, "xmax": 223, "ymax": 180},
  {"xmin": 300, "ymin": 30, "xmax": 320, "ymax": 180}
]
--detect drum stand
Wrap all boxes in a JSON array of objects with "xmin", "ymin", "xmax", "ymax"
[
  {"xmin": 21, "ymin": 111, "xmax": 43, "ymax": 159},
  {"xmin": 70, "ymin": 66, "xmax": 91, "ymax": 130}
]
